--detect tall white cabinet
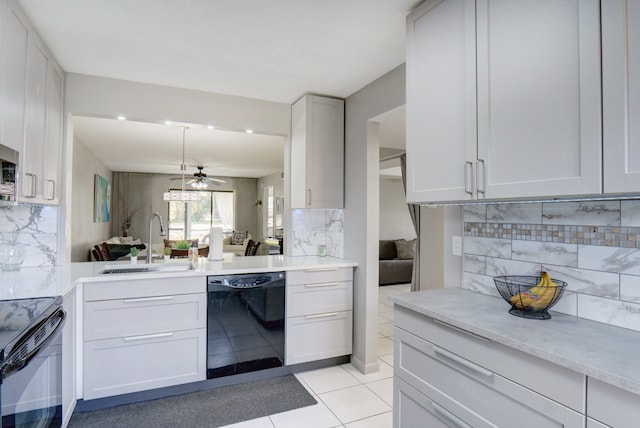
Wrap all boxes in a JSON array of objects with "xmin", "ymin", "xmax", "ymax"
[
  {"xmin": 290, "ymin": 95, "xmax": 344, "ymax": 209},
  {"xmin": 406, "ymin": 0, "xmax": 602, "ymax": 203},
  {"xmin": 0, "ymin": 0, "xmax": 63, "ymax": 205},
  {"xmin": 602, "ymin": 0, "xmax": 640, "ymax": 193}
]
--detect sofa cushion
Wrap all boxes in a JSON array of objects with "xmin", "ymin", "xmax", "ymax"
[
  {"xmin": 231, "ymin": 231, "xmax": 249, "ymax": 245},
  {"xmin": 379, "ymin": 240, "xmax": 397, "ymax": 260},
  {"xmin": 395, "ymin": 239, "xmax": 416, "ymax": 260}
]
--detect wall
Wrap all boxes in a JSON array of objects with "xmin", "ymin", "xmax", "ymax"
[
  {"xmin": 257, "ymin": 172, "xmax": 284, "ymax": 242},
  {"xmin": 344, "ymin": 63, "xmax": 406, "ymax": 374},
  {"xmin": 70, "ymin": 137, "xmax": 113, "ymax": 262},
  {"xmin": 379, "ymin": 176, "xmax": 415, "ymax": 241},
  {"xmin": 463, "ymin": 200, "xmax": 640, "ymax": 332},
  {"xmin": 114, "ymin": 172, "xmax": 258, "ymax": 252}
]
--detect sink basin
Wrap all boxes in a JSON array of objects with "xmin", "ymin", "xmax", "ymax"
[{"xmin": 98, "ymin": 263, "xmax": 193, "ymax": 275}]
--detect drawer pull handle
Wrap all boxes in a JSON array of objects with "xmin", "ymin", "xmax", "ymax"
[
  {"xmin": 432, "ymin": 318, "xmax": 490, "ymax": 343},
  {"xmin": 304, "ymin": 267, "xmax": 339, "ymax": 272},
  {"xmin": 304, "ymin": 312, "xmax": 339, "ymax": 319},
  {"xmin": 433, "ymin": 345, "xmax": 493, "ymax": 378},
  {"xmin": 304, "ymin": 282, "xmax": 340, "ymax": 288},
  {"xmin": 123, "ymin": 296, "xmax": 175, "ymax": 303},
  {"xmin": 432, "ymin": 402, "xmax": 472, "ymax": 428},
  {"xmin": 123, "ymin": 332, "xmax": 174, "ymax": 342}
]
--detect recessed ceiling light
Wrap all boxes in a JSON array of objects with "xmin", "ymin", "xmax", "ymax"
[
  {"xmin": 207, "ymin": 125, "xmax": 214, "ymax": 129},
  {"xmin": 117, "ymin": 115, "xmax": 126, "ymax": 121},
  {"xmin": 246, "ymin": 129, "xmax": 253, "ymax": 134},
  {"xmin": 164, "ymin": 121, "xmax": 173, "ymax": 125}
]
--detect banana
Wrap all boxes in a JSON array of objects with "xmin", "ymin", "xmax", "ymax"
[{"xmin": 509, "ymin": 272, "xmax": 557, "ymax": 310}]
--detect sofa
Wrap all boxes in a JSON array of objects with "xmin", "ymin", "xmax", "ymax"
[
  {"xmin": 222, "ymin": 232, "xmax": 252, "ymax": 254},
  {"xmin": 379, "ymin": 239, "xmax": 415, "ymax": 285}
]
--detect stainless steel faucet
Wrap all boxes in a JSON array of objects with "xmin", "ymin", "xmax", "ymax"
[{"xmin": 147, "ymin": 212, "xmax": 166, "ymax": 264}]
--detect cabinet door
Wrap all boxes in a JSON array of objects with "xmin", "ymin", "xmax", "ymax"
[
  {"xmin": 0, "ymin": 1, "xmax": 29, "ymax": 152},
  {"xmin": 62, "ymin": 289, "xmax": 77, "ymax": 426},
  {"xmin": 291, "ymin": 95, "xmax": 344, "ymax": 209},
  {"xmin": 406, "ymin": 0, "xmax": 477, "ymax": 203},
  {"xmin": 587, "ymin": 378, "xmax": 640, "ymax": 428},
  {"xmin": 285, "ymin": 310, "xmax": 352, "ymax": 365},
  {"xmin": 602, "ymin": 0, "xmax": 640, "ymax": 193},
  {"xmin": 43, "ymin": 62, "xmax": 63, "ymax": 203},
  {"xmin": 394, "ymin": 377, "xmax": 458, "ymax": 428},
  {"xmin": 476, "ymin": 0, "xmax": 602, "ymax": 199},
  {"xmin": 20, "ymin": 34, "xmax": 48, "ymax": 201}
]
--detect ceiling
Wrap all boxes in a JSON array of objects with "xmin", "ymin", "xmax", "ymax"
[{"xmin": 19, "ymin": 0, "xmax": 416, "ymax": 177}]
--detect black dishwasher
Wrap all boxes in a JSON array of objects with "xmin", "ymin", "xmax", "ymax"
[{"xmin": 206, "ymin": 272, "xmax": 285, "ymax": 379}]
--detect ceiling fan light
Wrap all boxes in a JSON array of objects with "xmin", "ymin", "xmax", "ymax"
[{"xmin": 163, "ymin": 190, "xmax": 202, "ymax": 202}]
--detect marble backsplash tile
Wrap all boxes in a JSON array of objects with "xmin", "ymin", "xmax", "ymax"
[
  {"xmin": 289, "ymin": 208, "xmax": 344, "ymax": 257},
  {"xmin": 0, "ymin": 205, "xmax": 58, "ymax": 268},
  {"xmin": 463, "ymin": 200, "xmax": 640, "ymax": 333}
]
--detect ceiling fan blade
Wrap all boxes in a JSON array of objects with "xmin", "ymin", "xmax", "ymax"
[{"xmin": 207, "ymin": 177, "xmax": 226, "ymax": 183}]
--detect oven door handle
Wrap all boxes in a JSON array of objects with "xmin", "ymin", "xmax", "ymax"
[{"xmin": 1, "ymin": 308, "xmax": 66, "ymax": 379}]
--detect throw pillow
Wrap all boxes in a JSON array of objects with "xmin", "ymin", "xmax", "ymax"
[
  {"xmin": 395, "ymin": 239, "xmax": 416, "ymax": 260},
  {"xmin": 231, "ymin": 231, "xmax": 248, "ymax": 245},
  {"xmin": 379, "ymin": 240, "xmax": 397, "ymax": 260}
]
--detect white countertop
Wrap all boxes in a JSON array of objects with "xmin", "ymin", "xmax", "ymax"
[
  {"xmin": 391, "ymin": 288, "xmax": 640, "ymax": 396},
  {"xmin": 0, "ymin": 254, "xmax": 357, "ymax": 300}
]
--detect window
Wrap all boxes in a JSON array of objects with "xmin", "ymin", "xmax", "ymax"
[{"xmin": 168, "ymin": 191, "xmax": 234, "ymax": 241}]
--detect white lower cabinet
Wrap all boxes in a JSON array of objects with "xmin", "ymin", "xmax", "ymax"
[
  {"xmin": 394, "ymin": 306, "xmax": 585, "ymax": 428},
  {"xmin": 285, "ymin": 267, "xmax": 353, "ymax": 365},
  {"xmin": 587, "ymin": 418, "xmax": 610, "ymax": 428},
  {"xmin": 587, "ymin": 378, "xmax": 640, "ymax": 428},
  {"xmin": 82, "ymin": 277, "xmax": 206, "ymax": 400}
]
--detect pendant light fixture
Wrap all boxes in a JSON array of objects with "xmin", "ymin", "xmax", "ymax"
[{"xmin": 163, "ymin": 126, "xmax": 202, "ymax": 202}]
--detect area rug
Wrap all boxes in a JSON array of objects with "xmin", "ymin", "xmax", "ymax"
[{"xmin": 68, "ymin": 375, "xmax": 317, "ymax": 428}]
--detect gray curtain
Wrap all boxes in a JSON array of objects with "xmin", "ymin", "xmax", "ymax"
[{"xmin": 400, "ymin": 154, "xmax": 420, "ymax": 292}]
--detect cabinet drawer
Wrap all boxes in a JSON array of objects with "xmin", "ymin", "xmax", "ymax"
[
  {"xmin": 587, "ymin": 378, "xmax": 640, "ymax": 428},
  {"xmin": 395, "ymin": 328, "xmax": 584, "ymax": 428},
  {"xmin": 84, "ymin": 293, "xmax": 206, "ymax": 341},
  {"xmin": 286, "ymin": 281, "xmax": 352, "ymax": 317},
  {"xmin": 83, "ymin": 328, "xmax": 206, "ymax": 400},
  {"xmin": 394, "ymin": 377, "xmax": 452, "ymax": 428},
  {"xmin": 587, "ymin": 417, "xmax": 610, "ymax": 428},
  {"xmin": 83, "ymin": 276, "xmax": 203, "ymax": 301},
  {"xmin": 285, "ymin": 310, "xmax": 352, "ymax": 365},
  {"xmin": 395, "ymin": 306, "xmax": 585, "ymax": 412},
  {"xmin": 286, "ymin": 267, "xmax": 352, "ymax": 286}
]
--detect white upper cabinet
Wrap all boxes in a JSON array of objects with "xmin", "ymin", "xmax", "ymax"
[
  {"xmin": 475, "ymin": 0, "xmax": 602, "ymax": 200},
  {"xmin": 2, "ymin": 0, "xmax": 64, "ymax": 205},
  {"xmin": 291, "ymin": 95, "xmax": 344, "ymax": 209},
  {"xmin": 0, "ymin": 0, "xmax": 29, "ymax": 153},
  {"xmin": 407, "ymin": 0, "xmax": 602, "ymax": 203},
  {"xmin": 406, "ymin": 0, "xmax": 477, "ymax": 203},
  {"xmin": 602, "ymin": 0, "xmax": 640, "ymax": 193}
]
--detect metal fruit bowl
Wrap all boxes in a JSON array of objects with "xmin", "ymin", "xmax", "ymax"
[{"xmin": 494, "ymin": 275, "xmax": 567, "ymax": 320}]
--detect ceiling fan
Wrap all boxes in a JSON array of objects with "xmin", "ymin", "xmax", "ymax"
[{"xmin": 171, "ymin": 166, "xmax": 226, "ymax": 189}]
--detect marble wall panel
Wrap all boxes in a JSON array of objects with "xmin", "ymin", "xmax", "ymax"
[
  {"xmin": 543, "ymin": 201, "xmax": 620, "ymax": 226},
  {"xmin": 541, "ymin": 265, "xmax": 620, "ymax": 298},
  {"xmin": 463, "ymin": 236, "xmax": 511, "ymax": 258},
  {"xmin": 463, "ymin": 254, "xmax": 485, "ymax": 274},
  {"xmin": 511, "ymin": 240, "xmax": 578, "ymax": 267},
  {"xmin": 620, "ymin": 274, "xmax": 640, "ymax": 303},
  {"xmin": 621, "ymin": 200, "xmax": 640, "ymax": 227},
  {"xmin": 485, "ymin": 257, "xmax": 540, "ymax": 277},
  {"xmin": 0, "ymin": 205, "xmax": 58, "ymax": 268},
  {"xmin": 463, "ymin": 205, "xmax": 486, "ymax": 222},
  {"xmin": 290, "ymin": 208, "xmax": 344, "ymax": 257},
  {"xmin": 578, "ymin": 294, "xmax": 640, "ymax": 331},
  {"xmin": 487, "ymin": 203, "xmax": 542, "ymax": 224},
  {"xmin": 462, "ymin": 272, "xmax": 499, "ymax": 297},
  {"xmin": 578, "ymin": 245, "xmax": 640, "ymax": 275}
]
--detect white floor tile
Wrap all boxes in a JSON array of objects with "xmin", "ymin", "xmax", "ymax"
[
  {"xmin": 344, "ymin": 412, "xmax": 392, "ymax": 428},
  {"xmin": 340, "ymin": 360, "xmax": 393, "ymax": 384},
  {"xmin": 377, "ymin": 322, "xmax": 394, "ymax": 338},
  {"xmin": 221, "ymin": 416, "xmax": 275, "ymax": 428},
  {"xmin": 365, "ymin": 378, "xmax": 394, "ymax": 406},
  {"xmin": 296, "ymin": 365, "xmax": 360, "ymax": 395},
  {"xmin": 379, "ymin": 353, "xmax": 393, "ymax": 367},
  {"xmin": 378, "ymin": 303, "xmax": 393, "ymax": 314},
  {"xmin": 377, "ymin": 337, "xmax": 394, "ymax": 357},
  {"xmin": 378, "ymin": 311, "xmax": 394, "ymax": 322},
  {"xmin": 319, "ymin": 385, "xmax": 391, "ymax": 424},
  {"xmin": 270, "ymin": 400, "xmax": 342, "ymax": 428}
]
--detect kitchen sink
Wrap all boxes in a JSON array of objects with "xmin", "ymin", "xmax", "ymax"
[{"xmin": 98, "ymin": 262, "xmax": 193, "ymax": 275}]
